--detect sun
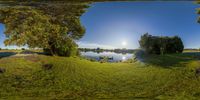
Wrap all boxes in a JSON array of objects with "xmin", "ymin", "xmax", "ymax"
[{"xmin": 122, "ymin": 41, "xmax": 127, "ymax": 46}]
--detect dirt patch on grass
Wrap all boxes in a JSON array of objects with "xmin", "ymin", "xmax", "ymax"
[
  {"xmin": 9, "ymin": 53, "xmax": 41, "ymax": 62},
  {"xmin": 24, "ymin": 55, "xmax": 40, "ymax": 62}
]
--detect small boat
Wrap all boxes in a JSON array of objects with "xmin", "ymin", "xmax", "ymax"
[
  {"xmin": 108, "ymin": 57, "xmax": 113, "ymax": 60},
  {"xmin": 99, "ymin": 56, "xmax": 113, "ymax": 60}
]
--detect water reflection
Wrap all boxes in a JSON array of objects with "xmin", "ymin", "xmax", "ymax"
[
  {"xmin": 122, "ymin": 56, "xmax": 126, "ymax": 61},
  {"xmin": 81, "ymin": 51, "xmax": 134, "ymax": 62}
]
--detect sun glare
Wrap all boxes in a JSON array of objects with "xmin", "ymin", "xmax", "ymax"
[
  {"xmin": 122, "ymin": 41, "xmax": 127, "ymax": 46},
  {"xmin": 122, "ymin": 56, "xmax": 126, "ymax": 60}
]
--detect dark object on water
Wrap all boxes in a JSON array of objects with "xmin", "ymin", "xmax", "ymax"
[
  {"xmin": 108, "ymin": 57, "xmax": 113, "ymax": 60},
  {"xmin": 99, "ymin": 56, "xmax": 113, "ymax": 60},
  {"xmin": 195, "ymin": 68, "xmax": 200, "ymax": 76},
  {"xmin": 99, "ymin": 56, "xmax": 114, "ymax": 63},
  {"xmin": 42, "ymin": 64, "xmax": 53, "ymax": 70},
  {"xmin": 0, "ymin": 68, "xmax": 6, "ymax": 73},
  {"xmin": 99, "ymin": 56, "xmax": 104, "ymax": 59}
]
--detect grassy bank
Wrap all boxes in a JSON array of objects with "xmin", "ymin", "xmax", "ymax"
[{"xmin": 0, "ymin": 51, "xmax": 200, "ymax": 99}]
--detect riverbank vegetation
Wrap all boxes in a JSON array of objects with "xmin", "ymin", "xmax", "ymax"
[{"xmin": 79, "ymin": 48, "xmax": 137, "ymax": 54}]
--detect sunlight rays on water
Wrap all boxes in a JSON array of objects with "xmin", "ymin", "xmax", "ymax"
[{"xmin": 81, "ymin": 51, "xmax": 134, "ymax": 62}]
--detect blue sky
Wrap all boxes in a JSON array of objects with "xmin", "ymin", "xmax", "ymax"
[
  {"xmin": 0, "ymin": 23, "xmax": 22, "ymax": 49},
  {"xmin": 0, "ymin": 1, "xmax": 200, "ymax": 49},
  {"xmin": 78, "ymin": 1, "xmax": 200, "ymax": 49}
]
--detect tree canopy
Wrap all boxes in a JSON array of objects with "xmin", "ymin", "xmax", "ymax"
[
  {"xmin": 139, "ymin": 33, "xmax": 184, "ymax": 55},
  {"xmin": 0, "ymin": 1, "xmax": 90, "ymax": 56}
]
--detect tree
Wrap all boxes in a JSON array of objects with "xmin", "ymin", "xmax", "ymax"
[
  {"xmin": 197, "ymin": 1, "xmax": 200, "ymax": 23},
  {"xmin": 139, "ymin": 33, "xmax": 184, "ymax": 55},
  {"xmin": 0, "ymin": 1, "xmax": 90, "ymax": 56},
  {"xmin": 139, "ymin": 33, "xmax": 151, "ymax": 53},
  {"xmin": 173, "ymin": 36, "xmax": 184, "ymax": 53}
]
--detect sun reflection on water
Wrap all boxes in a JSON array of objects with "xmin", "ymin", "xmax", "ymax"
[{"xmin": 122, "ymin": 56, "xmax": 126, "ymax": 61}]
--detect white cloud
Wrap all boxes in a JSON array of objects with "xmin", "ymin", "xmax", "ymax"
[{"xmin": 77, "ymin": 41, "xmax": 116, "ymax": 49}]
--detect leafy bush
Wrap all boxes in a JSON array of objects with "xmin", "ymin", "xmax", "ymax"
[
  {"xmin": 21, "ymin": 48, "xmax": 25, "ymax": 50},
  {"xmin": 139, "ymin": 33, "xmax": 184, "ymax": 55},
  {"xmin": 43, "ymin": 37, "xmax": 79, "ymax": 57}
]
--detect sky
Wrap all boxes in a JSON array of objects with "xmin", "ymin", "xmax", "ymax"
[
  {"xmin": 0, "ymin": 1, "xmax": 200, "ymax": 49},
  {"xmin": 78, "ymin": 1, "xmax": 200, "ymax": 49},
  {"xmin": 0, "ymin": 23, "xmax": 22, "ymax": 49}
]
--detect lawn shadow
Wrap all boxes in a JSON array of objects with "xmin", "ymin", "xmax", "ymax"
[
  {"xmin": 136, "ymin": 51, "xmax": 200, "ymax": 68},
  {"xmin": 0, "ymin": 52, "xmax": 17, "ymax": 58}
]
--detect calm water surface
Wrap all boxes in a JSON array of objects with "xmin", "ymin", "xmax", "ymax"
[{"xmin": 81, "ymin": 51, "xmax": 135, "ymax": 62}]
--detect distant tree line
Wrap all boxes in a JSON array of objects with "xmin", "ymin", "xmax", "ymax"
[
  {"xmin": 139, "ymin": 33, "xmax": 184, "ymax": 55},
  {"xmin": 79, "ymin": 48, "xmax": 136, "ymax": 54}
]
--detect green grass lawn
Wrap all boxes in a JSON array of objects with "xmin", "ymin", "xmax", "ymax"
[{"xmin": 0, "ymin": 51, "xmax": 200, "ymax": 99}]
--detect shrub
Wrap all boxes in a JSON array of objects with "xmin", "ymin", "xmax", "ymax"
[
  {"xmin": 139, "ymin": 33, "xmax": 184, "ymax": 55},
  {"xmin": 43, "ymin": 37, "xmax": 79, "ymax": 57},
  {"xmin": 21, "ymin": 48, "xmax": 25, "ymax": 50}
]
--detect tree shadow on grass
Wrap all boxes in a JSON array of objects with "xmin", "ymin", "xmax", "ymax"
[
  {"xmin": 0, "ymin": 52, "xmax": 17, "ymax": 58},
  {"xmin": 137, "ymin": 51, "xmax": 200, "ymax": 68}
]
